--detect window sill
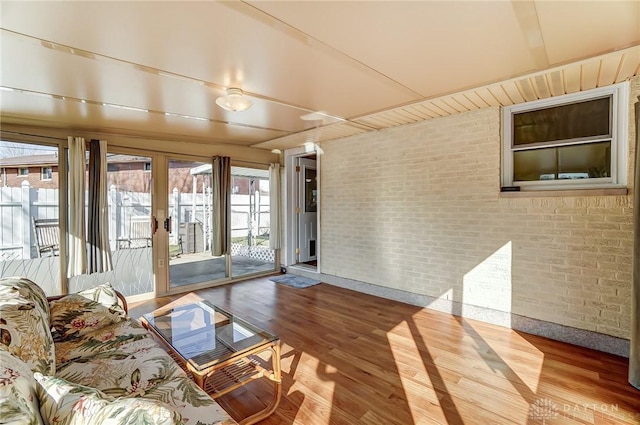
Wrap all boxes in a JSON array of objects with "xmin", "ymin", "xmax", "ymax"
[{"xmin": 500, "ymin": 187, "xmax": 628, "ymax": 198}]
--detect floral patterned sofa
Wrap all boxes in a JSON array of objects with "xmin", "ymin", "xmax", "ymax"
[{"xmin": 0, "ymin": 276, "xmax": 237, "ymax": 425}]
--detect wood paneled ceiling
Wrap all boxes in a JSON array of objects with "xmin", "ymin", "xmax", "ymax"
[{"xmin": 1, "ymin": 1, "xmax": 639, "ymax": 151}]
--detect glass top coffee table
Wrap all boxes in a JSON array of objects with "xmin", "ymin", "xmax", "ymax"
[{"xmin": 141, "ymin": 300, "xmax": 281, "ymax": 425}]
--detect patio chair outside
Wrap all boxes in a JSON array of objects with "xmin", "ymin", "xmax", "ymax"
[
  {"xmin": 32, "ymin": 218, "xmax": 60, "ymax": 257},
  {"xmin": 117, "ymin": 215, "xmax": 152, "ymax": 249}
]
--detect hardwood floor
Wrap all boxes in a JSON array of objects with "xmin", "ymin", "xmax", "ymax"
[{"xmin": 129, "ymin": 277, "xmax": 640, "ymax": 425}]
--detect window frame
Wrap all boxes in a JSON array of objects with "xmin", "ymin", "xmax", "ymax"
[
  {"xmin": 18, "ymin": 167, "xmax": 29, "ymax": 177},
  {"xmin": 41, "ymin": 166, "xmax": 53, "ymax": 181},
  {"xmin": 501, "ymin": 82, "xmax": 629, "ymax": 191}
]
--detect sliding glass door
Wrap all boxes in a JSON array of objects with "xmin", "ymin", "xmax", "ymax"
[
  {"xmin": 0, "ymin": 142, "xmax": 278, "ymax": 298},
  {"xmin": 167, "ymin": 159, "xmax": 227, "ymax": 289},
  {"xmin": 230, "ymin": 167, "xmax": 276, "ymax": 278},
  {"xmin": 68, "ymin": 152, "xmax": 155, "ymax": 299},
  {"xmin": 161, "ymin": 161, "xmax": 277, "ymax": 292}
]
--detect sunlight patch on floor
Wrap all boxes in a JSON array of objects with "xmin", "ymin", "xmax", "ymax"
[
  {"xmin": 279, "ymin": 347, "xmax": 296, "ymax": 375},
  {"xmin": 388, "ymin": 320, "xmax": 446, "ymax": 424},
  {"xmin": 287, "ymin": 352, "xmax": 336, "ymax": 425},
  {"xmin": 466, "ymin": 320, "xmax": 544, "ymax": 395}
]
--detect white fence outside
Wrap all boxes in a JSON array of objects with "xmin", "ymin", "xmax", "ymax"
[
  {"xmin": 0, "ymin": 182, "xmax": 271, "ymax": 261},
  {"xmin": 0, "ymin": 182, "xmax": 58, "ymax": 261}
]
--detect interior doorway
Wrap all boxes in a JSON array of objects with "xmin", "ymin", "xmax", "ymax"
[
  {"xmin": 297, "ymin": 156, "xmax": 317, "ymax": 266},
  {"xmin": 284, "ymin": 148, "xmax": 319, "ymax": 272}
]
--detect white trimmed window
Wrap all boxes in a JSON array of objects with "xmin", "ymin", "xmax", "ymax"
[
  {"xmin": 18, "ymin": 167, "xmax": 28, "ymax": 176},
  {"xmin": 143, "ymin": 162, "xmax": 151, "ymax": 172},
  {"xmin": 41, "ymin": 167, "xmax": 52, "ymax": 181},
  {"xmin": 502, "ymin": 82, "xmax": 628, "ymax": 191}
]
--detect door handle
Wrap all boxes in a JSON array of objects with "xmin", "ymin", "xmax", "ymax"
[
  {"xmin": 151, "ymin": 216, "xmax": 158, "ymax": 235},
  {"xmin": 164, "ymin": 216, "xmax": 172, "ymax": 233}
]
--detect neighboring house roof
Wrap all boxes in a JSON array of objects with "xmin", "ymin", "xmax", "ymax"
[
  {"xmin": 0, "ymin": 154, "xmax": 58, "ymax": 167},
  {"xmin": 106, "ymin": 154, "xmax": 150, "ymax": 163},
  {"xmin": 0, "ymin": 153, "xmax": 152, "ymax": 168}
]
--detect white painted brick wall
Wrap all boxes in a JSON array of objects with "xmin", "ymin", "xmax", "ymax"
[{"xmin": 320, "ymin": 77, "xmax": 638, "ymax": 339}]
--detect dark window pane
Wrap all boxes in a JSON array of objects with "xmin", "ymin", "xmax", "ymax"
[
  {"xmin": 305, "ymin": 168, "xmax": 317, "ymax": 213},
  {"xmin": 514, "ymin": 141, "xmax": 611, "ymax": 181},
  {"xmin": 513, "ymin": 97, "xmax": 610, "ymax": 146}
]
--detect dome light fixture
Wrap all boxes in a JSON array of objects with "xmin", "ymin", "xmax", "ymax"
[{"xmin": 215, "ymin": 87, "xmax": 253, "ymax": 112}]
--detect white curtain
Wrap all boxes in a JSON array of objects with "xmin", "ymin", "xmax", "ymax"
[
  {"xmin": 269, "ymin": 163, "xmax": 282, "ymax": 250},
  {"xmin": 67, "ymin": 137, "xmax": 86, "ymax": 277},
  {"xmin": 87, "ymin": 139, "xmax": 113, "ymax": 274}
]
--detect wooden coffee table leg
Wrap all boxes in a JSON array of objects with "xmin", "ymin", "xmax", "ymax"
[
  {"xmin": 239, "ymin": 341, "xmax": 282, "ymax": 425},
  {"xmin": 186, "ymin": 363, "xmax": 206, "ymax": 389}
]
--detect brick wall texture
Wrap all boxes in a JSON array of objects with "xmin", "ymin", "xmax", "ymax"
[
  {"xmin": 3, "ymin": 166, "xmax": 59, "ymax": 189},
  {"xmin": 320, "ymin": 77, "xmax": 638, "ymax": 339}
]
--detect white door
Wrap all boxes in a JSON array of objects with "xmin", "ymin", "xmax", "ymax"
[{"xmin": 298, "ymin": 158, "xmax": 317, "ymax": 263}]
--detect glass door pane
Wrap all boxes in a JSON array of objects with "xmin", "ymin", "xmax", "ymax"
[
  {"xmin": 230, "ymin": 167, "xmax": 276, "ymax": 278},
  {"xmin": 168, "ymin": 159, "xmax": 226, "ymax": 288},
  {"xmin": 69, "ymin": 153, "xmax": 154, "ymax": 297},
  {"xmin": 297, "ymin": 158, "xmax": 317, "ymax": 263},
  {"xmin": 0, "ymin": 141, "xmax": 62, "ymax": 295}
]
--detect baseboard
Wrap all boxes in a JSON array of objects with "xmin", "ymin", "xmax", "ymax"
[{"xmin": 287, "ymin": 269, "xmax": 630, "ymax": 358}]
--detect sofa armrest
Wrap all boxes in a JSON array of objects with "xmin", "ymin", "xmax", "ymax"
[{"xmin": 47, "ymin": 290, "xmax": 128, "ymax": 314}]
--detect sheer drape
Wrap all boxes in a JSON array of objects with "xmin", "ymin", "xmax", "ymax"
[
  {"xmin": 212, "ymin": 156, "xmax": 231, "ymax": 256},
  {"xmin": 630, "ymin": 97, "xmax": 640, "ymax": 390},
  {"xmin": 67, "ymin": 137, "xmax": 86, "ymax": 277},
  {"xmin": 269, "ymin": 163, "xmax": 281, "ymax": 250},
  {"xmin": 87, "ymin": 139, "xmax": 113, "ymax": 274}
]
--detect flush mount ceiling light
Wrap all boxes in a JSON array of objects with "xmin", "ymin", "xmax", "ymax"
[{"xmin": 215, "ymin": 87, "xmax": 253, "ymax": 112}]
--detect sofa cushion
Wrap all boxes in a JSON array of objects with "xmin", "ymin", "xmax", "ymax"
[
  {"xmin": 55, "ymin": 337, "xmax": 190, "ymax": 398},
  {"xmin": 0, "ymin": 277, "xmax": 50, "ymax": 318},
  {"xmin": 76, "ymin": 282, "xmax": 125, "ymax": 315},
  {"xmin": 0, "ymin": 349, "xmax": 44, "ymax": 425},
  {"xmin": 54, "ymin": 318, "xmax": 237, "ymax": 425},
  {"xmin": 0, "ymin": 293, "xmax": 55, "ymax": 375},
  {"xmin": 56, "ymin": 347, "xmax": 236, "ymax": 425},
  {"xmin": 54, "ymin": 319, "xmax": 152, "ymax": 365},
  {"xmin": 34, "ymin": 373, "xmax": 182, "ymax": 425},
  {"xmin": 50, "ymin": 294, "xmax": 123, "ymax": 342}
]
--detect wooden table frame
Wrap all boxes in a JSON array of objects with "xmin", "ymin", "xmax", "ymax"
[{"xmin": 141, "ymin": 304, "xmax": 281, "ymax": 425}]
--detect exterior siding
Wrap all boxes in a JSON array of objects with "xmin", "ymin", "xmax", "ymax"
[
  {"xmin": 107, "ymin": 162, "xmax": 152, "ymax": 193},
  {"xmin": 320, "ymin": 77, "xmax": 637, "ymax": 339},
  {"xmin": 2, "ymin": 166, "xmax": 59, "ymax": 189}
]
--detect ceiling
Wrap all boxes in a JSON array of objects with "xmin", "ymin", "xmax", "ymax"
[{"xmin": 1, "ymin": 1, "xmax": 639, "ymax": 152}]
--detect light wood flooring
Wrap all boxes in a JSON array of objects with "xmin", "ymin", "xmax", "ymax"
[{"xmin": 129, "ymin": 277, "xmax": 640, "ymax": 425}]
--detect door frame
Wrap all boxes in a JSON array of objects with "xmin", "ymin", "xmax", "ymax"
[
  {"xmin": 155, "ymin": 153, "xmax": 231, "ymax": 297},
  {"xmin": 283, "ymin": 146, "xmax": 320, "ymax": 271}
]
